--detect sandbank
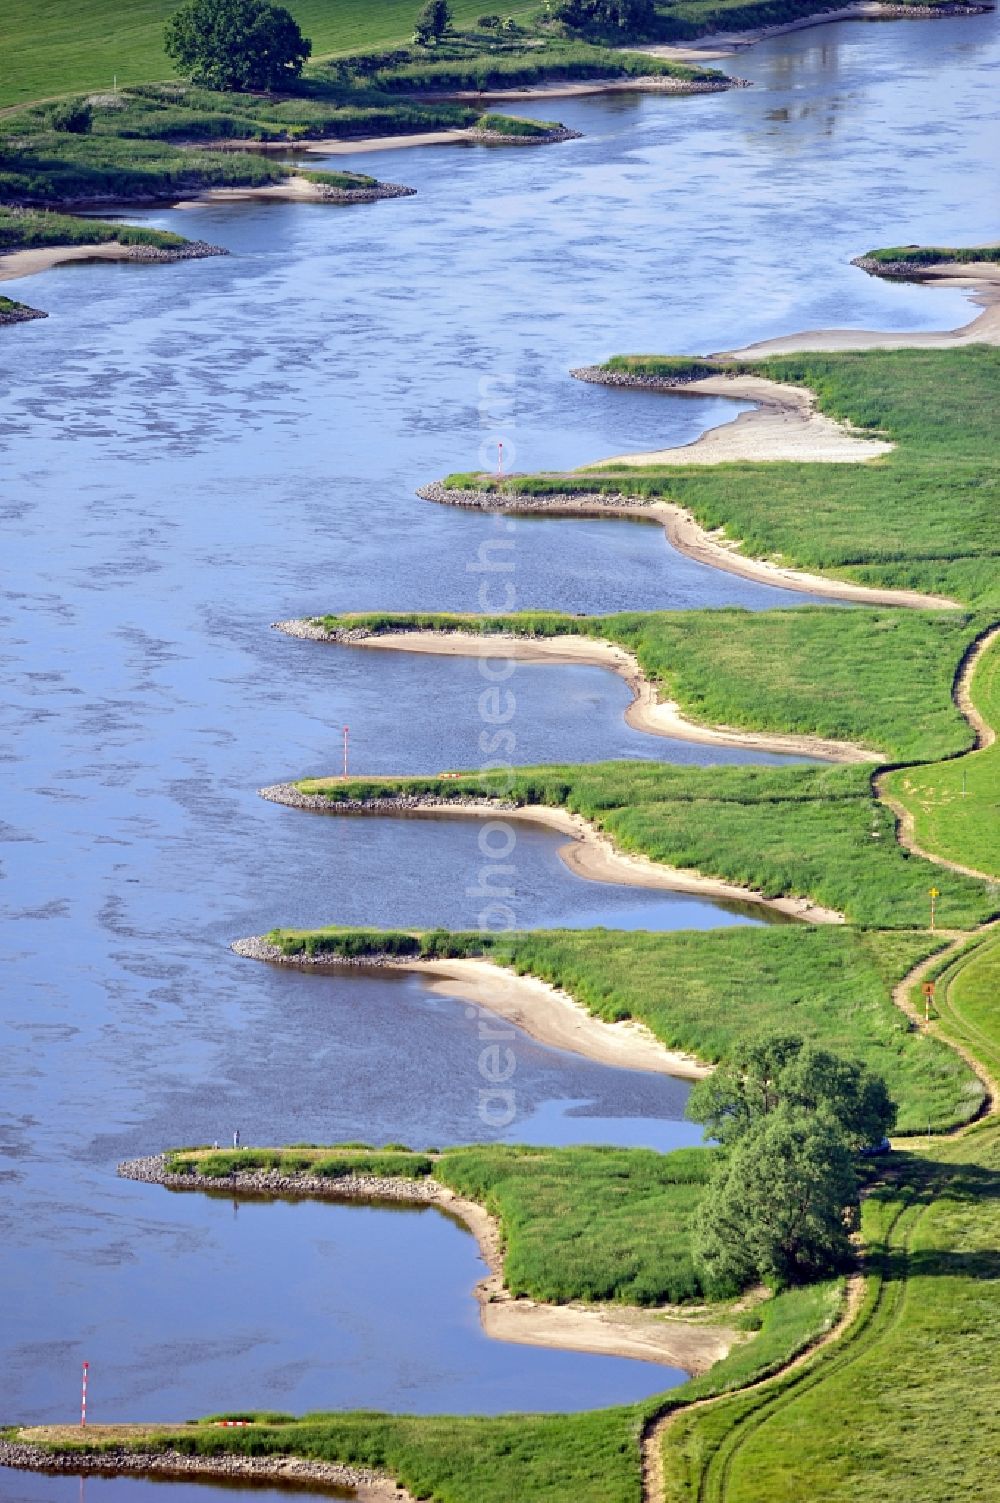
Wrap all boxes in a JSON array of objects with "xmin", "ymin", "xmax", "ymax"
[
  {"xmin": 259, "ymin": 783, "xmax": 845, "ymax": 923},
  {"xmin": 585, "ymin": 373, "xmax": 895, "ymax": 466},
  {"xmin": 716, "ymin": 264, "xmax": 1000, "ymax": 357},
  {"xmin": 275, "ymin": 619, "xmax": 879, "ymax": 762},
  {"xmin": 172, "ymin": 174, "xmax": 412, "ymax": 208},
  {"xmin": 635, "ymin": 0, "xmax": 991, "ymax": 61}
]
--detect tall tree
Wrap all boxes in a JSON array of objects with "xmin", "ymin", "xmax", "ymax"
[
  {"xmin": 687, "ymin": 1033, "xmax": 896, "ymax": 1150},
  {"xmin": 413, "ymin": 0, "xmax": 452, "ymax": 44},
  {"xmin": 695, "ymin": 1107, "xmax": 860, "ymax": 1291},
  {"xmin": 165, "ymin": 0, "xmax": 312, "ymax": 92}
]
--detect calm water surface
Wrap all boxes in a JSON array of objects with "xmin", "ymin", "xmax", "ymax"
[{"xmin": 1, "ymin": 10, "xmax": 997, "ymax": 1433}]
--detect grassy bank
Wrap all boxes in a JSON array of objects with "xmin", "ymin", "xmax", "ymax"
[
  {"xmin": 883, "ymin": 631, "xmax": 999, "ymax": 879},
  {"xmin": 292, "ymin": 762, "xmax": 998, "ymax": 931},
  {"xmin": 309, "ymin": 606, "xmax": 982, "ymax": 762},
  {"xmin": 258, "ymin": 924, "xmax": 981, "ymax": 1132},
  {"xmin": 0, "ymin": 204, "xmax": 194, "ymax": 251},
  {"xmin": 445, "ymin": 348, "xmax": 1000, "ymax": 609}
]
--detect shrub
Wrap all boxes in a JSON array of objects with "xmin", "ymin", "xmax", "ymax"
[{"xmin": 48, "ymin": 100, "xmax": 92, "ymax": 133}]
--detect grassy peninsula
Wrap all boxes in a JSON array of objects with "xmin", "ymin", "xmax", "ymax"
[
  {"xmin": 307, "ymin": 605, "xmax": 984, "ymax": 763},
  {"xmin": 444, "ymin": 348, "xmax": 1000, "ymax": 608}
]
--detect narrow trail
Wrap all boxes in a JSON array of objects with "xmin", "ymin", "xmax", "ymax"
[
  {"xmin": 639, "ymin": 1275, "xmax": 865, "ymax": 1503},
  {"xmin": 873, "ymin": 623, "xmax": 1000, "ymax": 882}
]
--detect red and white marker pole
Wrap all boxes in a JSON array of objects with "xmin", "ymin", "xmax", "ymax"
[
  {"xmin": 81, "ymin": 1361, "xmax": 89, "ymax": 1428},
  {"xmin": 343, "ymin": 725, "xmax": 349, "ymax": 780},
  {"xmin": 497, "ymin": 440, "xmax": 504, "ymax": 477}
]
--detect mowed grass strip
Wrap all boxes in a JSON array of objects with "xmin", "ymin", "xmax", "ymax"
[
  {"xmin": 884, "ymin": 632, "xmax": 1000, "ymax": 878},
  {"xmin": 312, "ymin": 606, "xmax": 982, "ymax": 763},
  {"xmin": 295, "ymin": 761, "xmax": 999, "ymax": 931},
  {"xmin": 664, "ymin": 1122, "xmax": 1000, "ymax": 1503},
  {"xmin": 446, "ymin": 348, "xmax": 1000, "ymax": 608},
  {"xmin": 263, "ymin": 925, "xmax": 981, "ymax": 1132}
]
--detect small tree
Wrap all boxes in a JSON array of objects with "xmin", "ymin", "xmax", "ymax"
[
  {"xmin": 695, "ymin": 1107, "xmax": 859, "ymax": 1291},
  {"xmin": 164, "ymin": 0, "xmax": 311, "ymax": 92},
  {"xmin": 48, "ymin": 100, "xmax": 93, "ymax": 134},
  {"xmin": 413, "ymin": 0, "xmax": 452, "ymax": 44},
  {"xmin": 477, "ymin": 13, "xmax": 503, "ymax": 28},
  {"xmin": 550, "ymin": 0, "xmax": 654, "ymax": 32}
]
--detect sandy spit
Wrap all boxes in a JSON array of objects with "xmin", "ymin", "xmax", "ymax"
[
  {"xmin": 635, "ymin": 0, "xmax": 991, "ymax": 61},
  {"xmin": 715, "ymin": 264, "xmax": 1000, "ymax": 357},
  {"xmin": 275, "ymin": 620, "xmax": 879, "ymax": 763},
  {"xmin": 258, "ymin": 783, "xmax": 845, "ymax": 924},
  {"xmin": 301, "ymin": 125, "xmax": 581, "ymax": 153},
  {"xmin": 581, "ymin": 372, "xmax": 895, "ymax": 466},
  {"xmin": 123, "ymin": 1148, "xmax": 736, "ymax": 1375},
  {"xmin": 233, "ymin": 934, "xmax": 708, "ymax": 1078},
  {"xmin": 0, "ymin": 240, "xmax": 225, "ymax": 284},
  {"xmin": 417, "ymin": 483, "xmax": 959, "ymax": 610},
  {"xmin": 0, "ymin": 1437, "xmax": 413, "ymax": 1501},
  {"xmin": 172, "ymin": 173, "xmax": 414, "ymax": 207},
  {"xmin": 427, "ymin": 75, "xmax": 740, "ymax": 101}
]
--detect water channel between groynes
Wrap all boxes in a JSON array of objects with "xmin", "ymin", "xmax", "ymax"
[{"xmin": 1, "ymin": 9, "xmax": 997, "ymax": 1443}]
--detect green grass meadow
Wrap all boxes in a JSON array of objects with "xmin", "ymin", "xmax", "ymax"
[{"xmin": 884, "ymin": 632, "xmax": 1000, "ymax": 879}]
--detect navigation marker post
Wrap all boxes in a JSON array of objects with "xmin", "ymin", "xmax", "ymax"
[
  {"xmin": 343, "ymin": 725, "xmax": 350, "ymax": 780},
  {"xmin": 81, "ymin": 1361, "xmax": 89, "ymax": 1428},
  {"xmin": 922, "ymin": 980, "xmax": 935, "ymax": 1024},
  {"xmin": 929, "ymin": 886, "xmax": 939, "ymax": 932},
  {"xmin": 497, "ymin": 440, "xmax": 503, "ymax": 478}
]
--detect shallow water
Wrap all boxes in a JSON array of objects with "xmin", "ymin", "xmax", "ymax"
[{"xmin": 0, "ymin": 9, "xmax": 996, "ymax": 1428}]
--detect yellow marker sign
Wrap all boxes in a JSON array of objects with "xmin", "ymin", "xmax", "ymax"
[{"xmin": 929, "ymin": 887, "xmax": 940, "ymax": 898}]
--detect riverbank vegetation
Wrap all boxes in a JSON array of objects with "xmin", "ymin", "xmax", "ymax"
[
  {"xmin": 257, "ymin": 924, "xmax": 982, "ymax": 1132},
  {"xmin": 860, "ymin": 242, "xmax": 1000, "ymax": 270},
  {"xmin": 0, "ymin": 293, "xmax": 45, "ymax": 323},
  {"xmin": 292, "ymin": 761, "xmax": 998, "ymax": 930},
  {"xmin": 0, "ymin": 204, "xmax": 196, "ymax": 251},
  {"xmin": 445, "ymin": 348, "xmax": 1000, "ymax": 608},
  {"xmin": 309, "ymin": 605, "xmax": 983, "ymax": 762}
]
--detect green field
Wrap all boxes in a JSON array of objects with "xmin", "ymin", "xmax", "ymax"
[
  {"xmin": 883, "ymin": 632, "xmax": 1000, "ymax": 879},
  {"xmin": 293, "ymin": 761, "xmax": 998, "ymax": 930},
  {"xmin": 310, "ymin": 606, "xmax": 982, "ymax": 763},
  {"xmin": 660, "ymin": 928, "xmax": 1000, "ymax": 1502},
  {"xmin": 260, "ymin": 925, "xmax": 982, "ymax": 1132},
  {"xmin": 446, "ymin": 348, "xmax": 1000, "ymax": 608},
  {"xmin": 0, "ymin": 0, "xmax": 541, "ymax": 107}
]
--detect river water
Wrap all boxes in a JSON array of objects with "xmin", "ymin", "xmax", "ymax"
[{"xmin": 1, "ymin": 7, "xmax": 997, "ymax": 1451}]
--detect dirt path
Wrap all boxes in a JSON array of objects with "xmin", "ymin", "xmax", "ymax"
[
  {"xmin": 874, "ymin": 624, "xmax": 1000, "ymax": 882},
  {"xmin": 275, "ymin": 621, "xmax": 881, "ymax": 763},
  {"xmin": 640, "ymin": 1273, "xmax": 866, "ymax": 1503}
]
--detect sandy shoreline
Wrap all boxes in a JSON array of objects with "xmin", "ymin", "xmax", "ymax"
[
  {"xmin": 234, "ymin": 934, "xmax": 709, "ymax": 1077},
  {"xmin": 581, "ymin": 371, "xmax": 895, "ymax": 467},
  {"xmin": 417, "ymin": 483, "xmax": 959, "ymax": 609},
  {"xmin": 122, "ymin": 1149, "xmax": 736, "ymax": 1374},
  {"xmin": 0, "ymin": 239, "xmax": 225, "ymax": 284},
  {"xmin": 276, "ymin": 620, "xmax": 879, "ymax": 762},
  {"xmin": 637, "ymin": 0, "xmax": 992, "ymax": 61},
  {"xmin": 258, "ymin": 783, "xmax": 844, "ymax": 924},
  {"xmin": 715, "ymin": 263, "xmax": 1000, "ymax": 357},
  {"xmin": 173, "ymin": 173, "xmax": 414, "ymax": 208}
]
